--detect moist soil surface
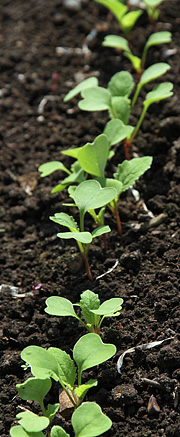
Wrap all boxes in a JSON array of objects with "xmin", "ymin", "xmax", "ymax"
[{"xmin": 0, "ymin": 0, "xmax": 180, "ymax": 436}]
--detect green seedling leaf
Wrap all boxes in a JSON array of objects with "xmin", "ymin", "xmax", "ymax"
[
  {"xmin": 51, "ymin": 426, "xmax": 70, "ymax": 437},
  {"xmin": 50, "ymin": 213, "xmax": 79, "ymax": 232},
  {"xmin": 145, "ymin": 31, "xmax": 172, "ymax": 50},
  {"xmin": 108, "ymin": 71, "xmax": 134, "ymax": 97},
  {"xmin": 91, "ymin": 298, "xmax": 123, "ymax": 316},
  {"xmin": 96, "ymin": 177, "xmax": 123, "ymax": 197},
  {"xmin": 45, "ymin": 296, "xmax": 77, "ymax": 318},
  {"xmin": 114, "ymin": 156, "xmax": 153, "ymax": 194},
  {"xmin": 139, "ymin": 62, "xmax": 170, "ymax": 86},
  {"xmin": 78, "ymin": 87, "xmax": 111, "ymax": 111},
  {"xmin": 102, "ymin": 34, "xmax": 130, "ymax": 51},
  {"xmin": 124, "ymin": 52, "xmax": 141, "ymax": 73},
  {"xmin": 144, "ymin": 82, "xmax": 173, "ymax": 108},
  {"xmin": 21, "ymin": 346, "xmax": 76, "ymax": 388},
  {"xmin": 10, "ymin": 425, "xmax": 44, "ymax": 437},
  {"xmin": 51, "ymin": 162, "xmax": 85, "ymax": 193},
  {"xmin": 16, "ymin": 411, "xmax": 49, "ymax": 433},
  {"xmin": 80, "ymin": 290, "xmax": 100, "ymax": 325},
  {"xmin": 104, "ymin": 119, "xmax": 133, "ymax": 146},
  {"xmin": 64, "ymin": 77, "xmax": 98, "ymax": 102},
  {"xmin": 75, "ymin": 379, "xmax": 98, "ymax": 401},
  {"xmin": 143, "ymin": 0, "xmax": 163, "ymax": 7},
  {"xmin": 45, "ymin": 403, "xmax": 59, "ymax": 422},
  {"xmin": 16, "ymin": 377, "xmax": 51, "ymax": 408},
  {"xmin": 95, "ymin": 0, "xmax": 127, "ymax": 23},
  {"xmin": 72, "ymin": 180, "xmax": 117, "ymax": 217},
  {"xmin": 71, "ymin": 402, "xmax": 112, "ymax": 437},
  {"xmin": 110, "ymin": 96, "xmax": 130, "ymax": 124},
  {"xmin": 92, "ymin": 225, "xmax": 111, "ymax": 239},
  {"xmin": 73, "ymin": 333, "xmax": 116, "ymax": 377},
  {"xmin": 120, "ymin": 10, "xmax": 143, "ymax": 36},
  {"xmin": 77, "ymin": 134, "xmax": 109, "ymax": 177},
  {"xmin": 38, "ymin": 161, "xmax": 70, "ymax": 177},
  {"xmin": 57, "ymin": 231, "xmax": 92, "ymax": 244}
]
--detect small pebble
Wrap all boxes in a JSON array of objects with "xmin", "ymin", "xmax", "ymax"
[{"xmin": 63, "ymin": 0, "xmax": 81, "ymax": 11}]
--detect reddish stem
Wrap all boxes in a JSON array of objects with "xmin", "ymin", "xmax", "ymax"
[
  {"xmin": 124, "ymin": 138, "xmax": 131, "ymax": 161},
  {"xmin": 113, "ymin": 208, "xmax": 122, "ymax": 237},
  {"xmin": 84, "ymin": 255, "xmax": 93, "ymax": 281}
]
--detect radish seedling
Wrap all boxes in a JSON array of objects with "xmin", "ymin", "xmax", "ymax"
[
  {"xmin": 18, "ymin": 334, "xmax": 116, "ymax": 408},
  {"xmin": 50, "ymin": 179, "xmax": 117, "ymax": 280},
  {"xmin": 103, "ymin": 31, "xmax": 172, "ymax": 78},
  {"xmin": 142, "ymin": 0, "xmax": 164, "ymax": 27},
  {"xmin": 64, "ymin": 65, "xmax": 173, "ymax": 159},
  {"xmin": 95, "ymin": 0, "xmax": 143, "ymax": 38},
  {"xmin": 45, "ymin": 289, "xmax": 123, "ymax": 335},
  {"xmin": 10, "ymin": 402, "xmax": 112, "ymax": 437}
]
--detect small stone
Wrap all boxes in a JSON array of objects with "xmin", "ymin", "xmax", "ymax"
[
  {"xmin": 63, "ymin": 0, "xmax": 81, "ymax": 11},
  {"xmin": 120, "ymin": 250, "xmax": 141, "ymax": 271},
  {"xmin": 147, "ymin": 395, "xmax": 160, "ymax": 415}
]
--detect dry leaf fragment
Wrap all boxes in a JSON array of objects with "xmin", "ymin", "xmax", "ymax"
[{"xmin": 147, "ymin": 395, "xmax": 160, "ymax": 415}]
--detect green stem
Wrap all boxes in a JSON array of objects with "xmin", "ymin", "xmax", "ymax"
[
  {"xmin": 129, "ymin": 104, "xmax": 148, "ymax": 144},
  {"xmin": 141, "ymin": 46, "xmax": 148, "ymax": 71},
  {"xmin": 131, "ymin": 83, "xmax": 142, "ymax": 109}
]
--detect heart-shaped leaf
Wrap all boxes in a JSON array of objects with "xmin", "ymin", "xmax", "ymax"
[
  {"xmin": 57, "ymin": 231, "xmax": 92, "ymax": 244},
  {"xmin": 10, "ymin": 425, "xmax": 44, "ymax": 437},
  {"xmin": 79, "ymin": 87, "xmax": 111, "ymax": 111},
  {"xmin": 38, "ymin": 161, "xmax": 70, "ymax": 177},
  {"xmin": 77, "ymin": 134, "xmax": 109, "ymax": 177},
  {"xmin": 71, "ymin": 402, "xmax": 112, "ymax": 437},
  {"xmin": 16, "ymin": 411, "xmax": 49, "ymax": 433},
  {"xmin": 108, "ymin": 71, "xmax": 134, "ymax": 97},
  {"xmin": 144, "ymin": 82, "xmax": 173, "ymax": 109},
  {"xmin": 103, "ymin": 119, "xmax": 133, "ymax": 146},
  {"xmin": 64, "ymin": 77, "xmax": 98, "ymax": 102},
  {"xmin": 114, "ymin": 156, "xmax": 153, "ymax": 193},
  {"xmin": 73, "ymin": 333, "xmax": 116, "ymax": 377},
  {"xmin": 140, "ymin": 62, "xmax": 170, "ymax": 86},
  {"xmin": 102, "ymin": 34, "xmax": 130, "ymax": 51},
  {"xmin": 16, "ymin": 377, "xmax": 51, "ymax": 407},
  {"xmin": 72, "ymin": 180, "xmax": 117, "ymax": 218},
  {"xmin": 45, "ymin": 296, "xmax": 78, "ymax": 318},
  {"xmin": 91, "ymin": 298, "xmax": 123, "ymax": 316},
  {"xmin": 91, "ymin": 225, "xmax": 111, "ymax": 239}
]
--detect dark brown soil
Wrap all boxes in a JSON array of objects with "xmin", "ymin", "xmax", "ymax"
[{"xmin": 0, "ymin": 0, "xmax": 180, "ymax": 436}]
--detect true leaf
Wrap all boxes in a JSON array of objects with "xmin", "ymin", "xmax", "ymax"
[
  {"xmin": 16, "ymin": 377, "xmax": 51, "ymax": 407},
  {"xmin": 16, "ymin": 411, "xmax": 49, "ymax": 433},
  {"xmin": 78, "ymin": 87, "xmax": 111, "ymax": 111},
  {"xmin": 38, "ymin": 161, "xmax": 70, "ymax": 177},
  {"xmin": 91, "ymin": 298, "xmax": 123, "ymax": 316},
  {"xmin": 64, "ymin": 77, "xmax": 98, "ymax": 102},
  {"xmin": 73, "ymin": 333, "xmax": 116, "ymax": 376},
  {"xmin": 45, "ymin": 404, "xmax": 59, "ymax": 422},
  {"xmin": 103, "ymin": 119, "xmax": 133, "ymax": 146},
  {"xmin": 45, "ymin": 296, "xmax": 78, "ymax": 318},
  {"xmin": 50, "ymin": 213, "xmax": 79, "ymax": 232},
  {"xmin": 10, "ymin": 425, "xmax": 44, "ymax": 437},
  {"xmin": 114, "ymin": 156, "xmax": 153, "ymax": 193},
  {"xmin": 51, "ymin": 426, "xmax": 70, "ymax": 437},
  {"xmin": 108, "ymin": 71, "xmax": 134, "ymax": 97},
  {"xmin": 102, "ymin": 34, "xmax": 130, "ymax": 51},
  {"xmin": 71, "ymin": 402, "xmax": 112, "ymax": 437},
  {"xmin": 51, "ymin": 426, "xmax": 69, "ymax": 437},
  {"xmin": 75, "ymin": 379, "xmax": 98, "ymax": 401},
  {"xmin": 80, "ymin": 290, "xmax": 100, "ymax": 325}
]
